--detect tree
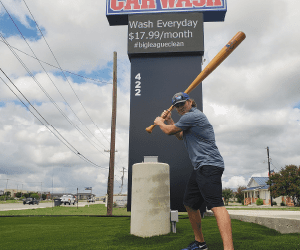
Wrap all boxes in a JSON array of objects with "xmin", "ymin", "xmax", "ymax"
[
  {"xmin": 222, "ymin": 188, "xmax": 234, "ymax": 206},
  {"xmin": 235, "ymin": 186, "xmax": 247, "ymax": 205},
  {"xmin": 30, "ymin": 193, "xmax": 40, "ymax": 200},
  {"xmin": 15, "ymin": 192, "xmax": 22, "ymax": 198},
  {"xmin": 267, "ymin": 165, "xmax": 300, "ymax": 207}
]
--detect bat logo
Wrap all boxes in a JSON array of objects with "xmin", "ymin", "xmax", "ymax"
[{"xmin": 225, "ymin": 40, "xmax": 238, "ymax": 51}]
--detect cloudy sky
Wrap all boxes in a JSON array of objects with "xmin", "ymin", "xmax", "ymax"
[{"xmin": 0, "ymin": 0, "xmax": 299, "ymax": 197}]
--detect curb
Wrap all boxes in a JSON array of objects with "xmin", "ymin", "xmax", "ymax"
[
  {"xmin": 229, "ymin": 214, "xmax": 300, "ymax": 234},
  {"xmin": 205, "ymin": 211, "xmax": 300, "ymax": 234}
]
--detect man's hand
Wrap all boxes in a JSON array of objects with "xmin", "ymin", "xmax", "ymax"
[
  {"xmin": 161, "ymin": 110, "xmax": 171, "ymax": 121},
  {"xmin": 154, "ymin": 116, "xmax": 165, "ymax": 126},
  {"xmin": 154, "ymin": 115, "xmax": 182, "ymax": 137}
]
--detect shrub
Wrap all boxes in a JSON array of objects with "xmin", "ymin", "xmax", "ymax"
[
  {"xmin": 256, "ymin": 198, "xmax": 264, "ymax": 206},
  {"xmin": 235, "ymin": 186, "xmax": 247, "ymax": 204},
  {"xmin": 272, "ymin": 201, "xmax": 277, "ymax": 206},
  {"xmin": 280, "ymin": 202, "xmax": 285, "ymax": 206},
  {"xmin": 30, "ymin": 193, "xmax": 40, "ymax": 200},
  {"xmin": 222, "ymin": 188, "xmax": 233, "ymax": 206}
]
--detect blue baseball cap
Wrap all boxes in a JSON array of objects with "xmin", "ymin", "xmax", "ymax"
[{"xmin": 172, "ymin": 92, "xmax": 190, "ymax": 106}]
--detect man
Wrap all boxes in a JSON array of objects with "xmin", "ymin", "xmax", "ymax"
[{"xmin": 154, "ymin": 92, "xmax": 234, "ymax": 250}]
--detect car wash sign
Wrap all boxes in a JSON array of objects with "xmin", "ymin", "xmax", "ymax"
[{"xmin": 106, "ymin": 0, "xmax": 227, "ymax": 25}]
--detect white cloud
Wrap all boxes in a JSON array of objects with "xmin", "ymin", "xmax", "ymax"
[{"xmin": 222, "ymin": 176, "xmax": 248, "ymax": 189}]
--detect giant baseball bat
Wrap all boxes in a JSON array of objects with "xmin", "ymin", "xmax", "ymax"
[{"xmin": 146, "ymin": 31, "xmax": 246, "ymax": 134}]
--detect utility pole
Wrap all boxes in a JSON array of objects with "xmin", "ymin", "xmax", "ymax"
[
  {"xmin": 120, "ymin": 167, "xmax": 127, "ymax": 194},
  {"xmin": 5, "ymin": 179, "xmax": 9, "ymax": 201},
  {"xmin": 107, "ymin": 51, "xmax": 117, "ymax": 216},
  {"xmin": 267, "ymin": 146, "xmax": 273, "ymax": 206}
]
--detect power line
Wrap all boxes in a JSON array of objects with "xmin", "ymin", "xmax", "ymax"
[
  {"xmin": 1, "ymin": 2, "xmax": 126, "ymax": 171},
  {"xmin": 270, "ymin": 158, "xmax": 282, "ymax": 172},
  {"xmin": 22, "ymin": 0, "xmax": 111, "ymax": 146},
  {"xmin": 270, "ymin": 162, "xmax": 280, "ymax": 172},
  {"xmin": 0, "ymin": 33, "xmax": 108, "ymax": 157},
  {"xmin": 0, "ymin": 40, "xmax": 111, "ymax": 85},
  {"xmin": 0, "ymin": 1, "xmax": 109, "ymax": 154},
  {"xmin": 0, "ymin": 69, "xmax": 106, "ymax": 169}
]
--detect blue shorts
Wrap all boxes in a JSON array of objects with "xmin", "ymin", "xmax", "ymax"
[{"xmin": 183, "ymin": 165, "xmax": 224, "ymax": 210}]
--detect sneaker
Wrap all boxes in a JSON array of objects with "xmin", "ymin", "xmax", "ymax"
[{"xmin": 182, "ymin": 241, "xmax": 208, "ymax": 250}]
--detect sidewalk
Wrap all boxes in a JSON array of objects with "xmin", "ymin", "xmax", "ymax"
[{"xmin": 206, "ymin": 206, "xmax": 300, "ymax": 234}]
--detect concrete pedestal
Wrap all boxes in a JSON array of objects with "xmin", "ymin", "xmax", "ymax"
[{"xmin": 130, "ymin": 162, "xmax": 170, "ymax": 237}]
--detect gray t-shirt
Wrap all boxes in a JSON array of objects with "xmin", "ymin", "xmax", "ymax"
[{"xmin": 175, "ymin": 107, "xmax": 224, "ymax": 170}]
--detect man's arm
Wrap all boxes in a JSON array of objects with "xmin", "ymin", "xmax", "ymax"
[{"xmin": 154, "ymin": 110, "xmax": 183, "ymax": 140}]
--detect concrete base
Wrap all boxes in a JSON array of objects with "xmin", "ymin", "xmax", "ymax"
[
  {"xmin": 130, "ymin": 162, "xmax": 170, "ymax": 237},
  {"xmin": 206, "ymin": 210, "xmax": 300, "ymax": 234},
  {"xmin": 229, "ymin": 214, "xmax": 300, "ymax": 234}
]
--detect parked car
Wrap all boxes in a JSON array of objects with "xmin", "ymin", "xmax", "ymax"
[
  {"xmin": 60, "ymin": 195, "xmax": 76, "ymax": 205},
  {"xmin": 87, "ymin": 197, "xmax": 95, "ymax": 203},
  {"xmin": 23, "ymin": 198, "xmax": 39, "ymax": 205}
]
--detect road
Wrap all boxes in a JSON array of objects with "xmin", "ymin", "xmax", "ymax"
[{"xmin": 0, "ymin": 201, "xmax": 103, "ymax": 212}]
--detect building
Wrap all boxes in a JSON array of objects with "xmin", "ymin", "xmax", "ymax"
[
  {"xmin": 77, "ymin": 193, "xmax": 95, "ymax": 200},
  {"xmin": 243, "ymin": 177, "xmax": 294, "ymax": 206},
  {"xmin": 2, "ymin": 189, "xmax": 31, "ymax": 197},
  {"xmin": 1, "ymin": 189, "xmax": 51, "ymax": 199},
  {"xmin": 105, "ymin": 194, "xmax": 127, "ymax": 208}
]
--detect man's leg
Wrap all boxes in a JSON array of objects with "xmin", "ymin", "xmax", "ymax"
[
  {"xmin": 211, "ymin": 206, "xmax": 234, "ymax": 250},
  {"xmin": 185, "ymin": 205, "xmax": 205, "ymax": 243}
]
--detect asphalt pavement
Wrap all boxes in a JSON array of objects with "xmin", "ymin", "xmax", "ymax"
[{"xmin": 0, "ymin": 201, "xmax": 101, "ymax": 211}]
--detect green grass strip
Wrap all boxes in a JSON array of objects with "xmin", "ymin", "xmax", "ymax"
[
  {"xmin": 0, "ymin": 216, "xmax": 299, "ymax": 249},
  {"xmin": 0, "ymin": 204, "xmax": 131, "ymax": 216}
]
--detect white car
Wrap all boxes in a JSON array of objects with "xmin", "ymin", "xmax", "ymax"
[
  {"xmin": 87, "ymin": 197, "xmax": 95, "ymax": 203},
  {"xmin": 60, "ymin": 195, "xmax": 76, "ymax": 205}
]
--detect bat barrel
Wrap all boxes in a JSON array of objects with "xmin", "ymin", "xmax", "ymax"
[
  {"xmin": 184, "ymin": 31, "xmax": 246, "ymax": 94},
  {"xmin": 146, "ymin": 31, "xmax": 246, "ymax": 134}
]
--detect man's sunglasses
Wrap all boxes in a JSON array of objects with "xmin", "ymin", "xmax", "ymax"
[{"xmin": 174, "ymin": 102, "xmax": 186, "ymax": 108}]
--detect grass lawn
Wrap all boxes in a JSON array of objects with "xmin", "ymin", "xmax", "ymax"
[
  {"xmin": 0, "ymin": 204, "xmax": 130, "ymax": 216},
  {"xmin": 0, "ymin": 200, "xmax": 21, "ymax": 204},
  {"xmin": 0, "ymin": 215, "xmax": 299, "ymax": 250}
]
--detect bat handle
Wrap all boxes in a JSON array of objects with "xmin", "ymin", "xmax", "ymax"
[
  {"xmin": 146, "ymin": 124, "xmax": 156, "ymax": 133},
  {"xmin": 145, "ymin": 107, "xmax": 173, "ymax": 134}
]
